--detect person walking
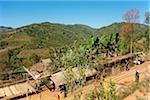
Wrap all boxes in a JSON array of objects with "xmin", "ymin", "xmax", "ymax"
[
  {"xmin": 125, "ymin": 60, "xmax": 130, "ymax": 71},
  {"xmin": 135, "ymin": 70, "xmax": 139, "ymax": 82}
]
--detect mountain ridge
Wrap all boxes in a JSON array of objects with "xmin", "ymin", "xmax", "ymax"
[{"xmin": 0, "ymin": 21, "xmax": 148, "ymax": 73}]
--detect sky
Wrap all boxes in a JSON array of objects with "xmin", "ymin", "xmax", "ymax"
[{"xmin": 0, "ymin": 0, "xmax": 149, "ymax": 28}]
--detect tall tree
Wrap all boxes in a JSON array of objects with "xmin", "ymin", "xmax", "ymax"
[
  {"xmin": 123, "ymin": 9, "xmax": 140, "ymax": 53},
  {"xmin": 144, "ymin": 12, "xmax": 150, "ymax": 51},
  {"xmin": 122, "ymin": 24, "xmax": 131, "ymax": 36}
]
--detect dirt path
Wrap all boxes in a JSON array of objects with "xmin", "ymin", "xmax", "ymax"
[
  {"xmin": 20, "ymin": 61, "xmax": 150, "ymax": 100},
  {"xmin": 123, "ymin": 90, "xmax": 150, "ymax": 100},
  {"xmin": 65, "ymin": 61, "xmax": 150, "ymax": 100},
  {"xmin": 106, "ymin": 61, "xmax": 149, "ymax": 86},
  {"xmin": 123, "ymin": 61, "xmax": 150, "ymax": 100}
]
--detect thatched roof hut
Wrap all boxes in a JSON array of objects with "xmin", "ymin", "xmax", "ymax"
[
  {"xmin": 105, "ymin": 52, "xmax": 145, "ymax": 66},
  {"xmin": 50, "ymin": 67, "xmax": 97, "ymax": 90},
  {"xmin": 85, "ymin": 67, "xmax": 97, "ymax": 77},
  {"xmin": 50, "ymin": 68, "xmax": 79, "ymax": 90},
  {"xmin": 50, "ymin": 71, "xmax": 66, "ymax": 90},
  {"xmin": 23, "ymin": 59, "xmax": 51, "ymax": 80},
  {"xmin": 106, "ymin": 53, "xmax": 134, "ymax": 65}
]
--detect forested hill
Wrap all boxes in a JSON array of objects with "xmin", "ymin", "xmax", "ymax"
[
  {"xmin": 95, "ymin": 22, "xmax": 148, "ymax": 40},
  {"xmin": 0, "ymin": 22, "xmax": 148, "ymax": 74},
  {"xmin": 1, "ymin": 22, "xmax": 148, "ymax": 49},
  {"xmin": 14, "ymin": 22, "xmax": 95, "ymax": 48}
]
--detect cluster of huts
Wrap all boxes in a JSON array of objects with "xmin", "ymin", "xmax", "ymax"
[
  {"xmin": 0, "ymin": 52, "xmax": 145, "ymax": 99},
  {"xmin": 23, "ymin": 53, "xmax": 143, "ymax": 92},
  {"xmin": 23, "ymin": 58, "xmax": 97, "ymax": 92}
]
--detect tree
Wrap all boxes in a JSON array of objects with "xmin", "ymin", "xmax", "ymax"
[
  {"xmin": 118, "ymin": 42, "xmax": 126, "ymax": 55},
  {"xmin": 122, "ymin": 24, "xmax": 131, "ymax": 36},
  {"xmin": 0, "ymin": 41, "xmax": 8, "ymax": 48},
  {"xmin": 99, "ymin": 33, "xmax": 120, "ymax": 57},
  {"xmin": 49, "ymin": 48, "xmax": 63, "ymax": 72},
  {"xmin": 64, "ymin": 68, "xmax": 76, "ymax": 92},
  {"xmin": 31, "ymin": 53, "xmax": 41, "ymax": 63},
  {"xmin": 62, "ymin": 47, "xmax": 87, "ymax": 89},
  {"xmin": 98, "ymin": 80, "xmax": 105, "ymax": 100},
  {"xmin": 108, "ymin": 80, "xmax": 117, "ymax": 100},
  {"xmin": 123, "ymin": 9, "xmax": 140, "ymax": 53},
  {"xmin": 7, "ymin": 48, "xmax": 21, "ymax": 67},
  {"xmin": 144, "ymin": 12, "xmax": 150, "ymax": 51},
  {"xmin": 90, "ymin": 80, "xmax": 118, "ymax": 100}
]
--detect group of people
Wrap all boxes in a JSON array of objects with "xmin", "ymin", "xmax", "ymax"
[{"xmin": 125, "ymin": 59, "xmax": 140, "ymax": 82}]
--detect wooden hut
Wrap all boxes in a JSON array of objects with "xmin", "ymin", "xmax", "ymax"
[
  {"xmin": 50, "ymin": 67, "xmax": 97, "ymax": 91},
  {"xmin": 50, "ymin": 71, "xmax": 66, "ymax": 91},
  {"xmin": 23, "ymin": 59, "xmax": 51, "ymax": 80},
  {"xmin": 106, "ymin": 53, "xmax": 134, "ymax": 65}
]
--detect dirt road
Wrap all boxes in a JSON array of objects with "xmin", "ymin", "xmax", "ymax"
[{"xmin": 66, "ymin": 61, "xmax": 150, "ymax": 100}]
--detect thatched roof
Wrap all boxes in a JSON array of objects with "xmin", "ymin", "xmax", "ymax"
[
  {"xmin": 107, "ymin": 53, "xmax": 134, "ymax": 64},
  {"xmin": 50, "ymin": 71, "xmax": 66, "ymax": 89},
  {"xmin": 85, "ymin": 67, "xmax": 97, "ymax": 77},
  {"xmin": 23, "ymin": 59, "xmax": 51, "ymax": 80},
  {"xmin": 50, "ymin": 67, "xmax": 97, "ymax": 89},
  {"xmin": 41, "ymin": 59, "xmax": 51, "ymax": 66},
  {"xmin": 50, "ymin": 68, "xmax": 78, "ymax": 89}
]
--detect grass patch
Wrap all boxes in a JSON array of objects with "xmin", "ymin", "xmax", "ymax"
[{"xmin": 17, "ymin": 48, "xmax": 49, "ymax": 58}]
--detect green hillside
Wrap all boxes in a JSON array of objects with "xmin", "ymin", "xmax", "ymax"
[
  {"xmin": 0, "ymin": 22, "xmax": 149, "ymax": 76},
  {"xmin": 96, "ymin": 22, "xmax": 149, "ymax": 52},
  {"xmin": 0, "ymin": 22, "xmax": 95, "ymax": 74},
  {"xmin": 1, "ymin": 22, "xmax": 95, "ymax": 49},
  {"xmin": 96, "ymin": 22, "xmax": 148, "ymax": 39},
  {"xmin": 16, "ymin": 22, "xmax": 95, "ymax": 48}
]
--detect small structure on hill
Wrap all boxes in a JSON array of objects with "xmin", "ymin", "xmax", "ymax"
[
  {"xmin": 23, "ymin": 59, "xmax": 53, "ymax": 92},
  {"xmin": 23, "ymin": 59, "xmax": 51, "ymax": 80},
  {"xmin": 100, "ymin": 53, "xmax": 135, "ymax": 77},
  {"xmin": 106, "ymin": 53, "xmax": 134, "ymax": 65},
  {"xmin": 50, "ymin": 67, "xmax": 97, "ymax": 91}
]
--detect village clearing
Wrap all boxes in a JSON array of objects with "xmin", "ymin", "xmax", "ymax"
[{"xmin": 19, "ymin": 61, "xmax": 150, "ymax": 100}]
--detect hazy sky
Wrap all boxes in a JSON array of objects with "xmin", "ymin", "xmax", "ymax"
[{"xmin": 0, "ymin": 0, "xmax": 149, "ymax": 28}]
